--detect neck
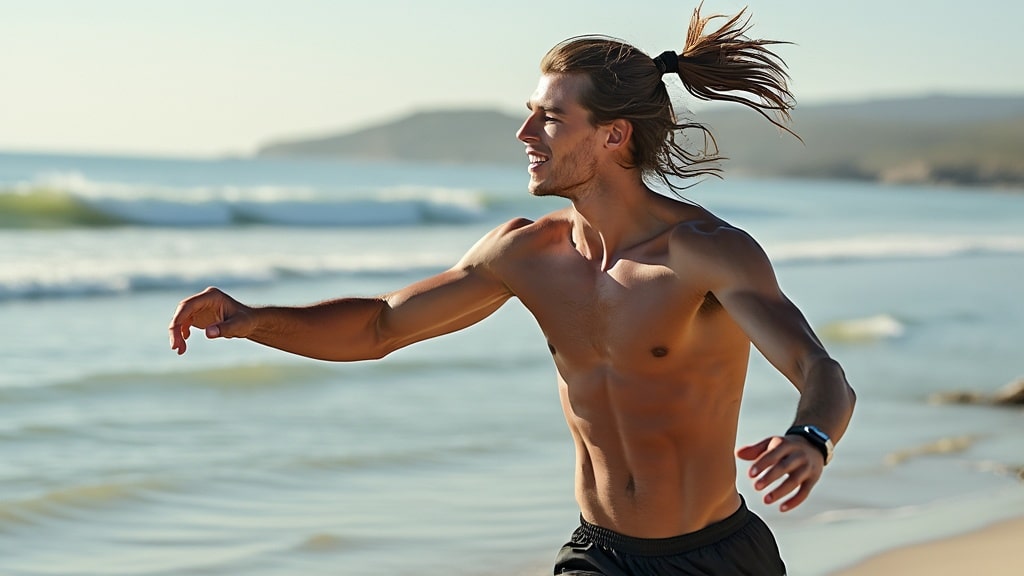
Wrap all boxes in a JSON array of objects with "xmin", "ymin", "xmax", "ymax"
[{"xmin": 568, "ymin": 172, "xmax": 666, "ymax": 271}]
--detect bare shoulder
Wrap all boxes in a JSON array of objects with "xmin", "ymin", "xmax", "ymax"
[
  {"xmin": 667, "ymin": 209, "xmax": 762, "ymax": 256},
  {"xmin": 482, "ymin": 209, "xmax": 572, "ymax": 249},
  {"xmin": 459, "ymin": 209, "xmax": 572, "ymax": 266},
  {"xmin": 666, "ymin": 209, "xmax": 776, "ymax": 288}
]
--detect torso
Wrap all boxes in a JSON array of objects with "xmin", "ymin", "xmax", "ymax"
[{"xmin": 494, "ymin": 204, "xmax": 751, "ymax": 538}]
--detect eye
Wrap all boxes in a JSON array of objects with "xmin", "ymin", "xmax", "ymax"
[{"xmin": 544, "ymin": 116, "xmax": 559, "ymax": 123}]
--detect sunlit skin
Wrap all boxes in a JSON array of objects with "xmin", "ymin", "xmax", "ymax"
[{"xmin": 169, "ymin": 73, "xmax": 855, "ymax": 539}]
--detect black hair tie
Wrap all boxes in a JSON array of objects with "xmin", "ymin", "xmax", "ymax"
[{"xmin": 653, "ymin": 50, "xmax": 678, "ymax": 75}]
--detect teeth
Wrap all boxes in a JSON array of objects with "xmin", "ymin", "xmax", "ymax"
[{"xmin": 528, "ymin": 154, "xmax": 547, "ymax": 163}]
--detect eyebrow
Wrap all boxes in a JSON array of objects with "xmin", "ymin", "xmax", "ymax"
[{"xmin": 525, "ymin": 101, "xmax": 566, "ymax": 115}]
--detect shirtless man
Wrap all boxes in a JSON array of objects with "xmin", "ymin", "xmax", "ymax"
[{"xmin": 169, "ymin": 6, "xmax": 854, "ymax": 575}]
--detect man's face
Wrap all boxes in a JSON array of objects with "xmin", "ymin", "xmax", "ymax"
[{"xmin": 516, "ymin": 73, "xmax": 602, "ymax": 199}]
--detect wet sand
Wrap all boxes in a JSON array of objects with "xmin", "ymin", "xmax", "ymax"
[{"xmin": 829, "ymin": 516, "xmax": 1024, "ymax": 576}]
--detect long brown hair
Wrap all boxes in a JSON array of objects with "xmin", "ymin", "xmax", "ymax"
[{"xmin": 540, "ymin": 4, "xmax": 797, "ymax": 192}]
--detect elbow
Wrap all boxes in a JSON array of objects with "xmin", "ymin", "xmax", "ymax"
[
  {"xmin": 845, "ymin": 380, "xmax": 857, "ymax": 413},
  {"xmin": 320, "ymin": 299, "xmax": 399, "ymax": 362},
  {"xmin": 363, "ymin": 344, "xmax": 393, "ymax": 361},
  {"xmin": 829, "ymin": 356, "xmax": 856, "ymax": 410},
  {"xmin": 367, "ymin": 300, "xmax": 401, "ymax": 361},
  {"xmin": 801, "ymin": 354, "xmax": 855, "ymax": 398},
  {"xmin": 326, "ymin": 343, "xmax": 392, "ymax": 363},
  {"xmin": 822, "ymin": 356, "xmax": 857, "ymax": 416},
  {"xmin": 351, "ymin": 329, "xmax": 397, "ymax": 362}
]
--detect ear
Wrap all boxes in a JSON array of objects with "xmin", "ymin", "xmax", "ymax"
[{"xmin": 602, "ymin": 119, "xmax": 632, "ymax": 150}]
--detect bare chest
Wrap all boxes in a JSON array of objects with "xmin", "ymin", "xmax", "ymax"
[{"xmin": 510, "ymin": 254, "xmax": 707, "ymax": 363}]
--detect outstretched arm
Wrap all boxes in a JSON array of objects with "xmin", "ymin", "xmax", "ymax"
[
  {"xmin": 686, "ymin": 224, "xmax": 856, "ymax": 511},
  {"xmin": 169, "ymin": 220, "xmax": 524, "ymax": 361}
]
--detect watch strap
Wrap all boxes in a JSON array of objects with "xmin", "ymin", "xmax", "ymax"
[{"xmin": 785, "ymin": 424, "xmax": 833, "ymax": 465}]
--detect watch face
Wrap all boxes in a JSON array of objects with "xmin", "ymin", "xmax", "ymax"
[
  {"xmin": 805, "ymin": 425, "xmax": 829, "ymax": 442},
  {"xmin": 786, "ymin": 425, "xmax": 833, "ymax": 465}
]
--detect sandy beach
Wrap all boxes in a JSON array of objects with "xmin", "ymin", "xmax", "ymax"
[{"xmin": 829, "ymin": 516, "xmax": 1024, "ymax": 576}]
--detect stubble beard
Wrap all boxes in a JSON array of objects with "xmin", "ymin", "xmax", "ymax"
[{"xmin": 528, "ymin": 142, "xmax": 599, "ymax": 201}]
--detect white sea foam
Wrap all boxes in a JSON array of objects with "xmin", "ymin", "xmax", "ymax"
[
  {"xmin": 820, "ymin": 314, "xmax": 905, "ymax": 343},
  {"xmin": 0, "ymin": 247, "xmax": 457, "ymax": 301},
  {"xmin": 768, "ymin": 234, "xmax": 1024, "ymax": 264}
]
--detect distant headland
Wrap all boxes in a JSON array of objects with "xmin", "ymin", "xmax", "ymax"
[{"xmin": 257, "ymin": 95, "xmax": 1024, "ymax": 190}]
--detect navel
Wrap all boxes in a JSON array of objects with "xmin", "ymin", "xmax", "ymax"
[
  {"xmin": 625, "ymin": 475, "xmax": 636, "ymax": 497},
  {"xmin": 651, "ymin": 346, "xmax": 669, "ymax": 358}
]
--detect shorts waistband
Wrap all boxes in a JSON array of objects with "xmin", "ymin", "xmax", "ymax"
[{"xmin": 577, "ymin": 498, "xmax": 750, "ymax": 556}]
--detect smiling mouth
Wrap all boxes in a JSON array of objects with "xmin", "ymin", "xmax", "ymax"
[{"xmin": 528, "ymin": 153, "xmax": 548, "ymax": 169}]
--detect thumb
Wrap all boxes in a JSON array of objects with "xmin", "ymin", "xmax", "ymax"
[
  {"xmin": 736, "ymin": 437, "xmax": 772, "ymax": 461},
  {"xmin": 205, "ymin": 314, "xmax": 248, "ymax": 339}
]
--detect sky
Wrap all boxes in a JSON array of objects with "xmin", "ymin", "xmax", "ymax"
[{"xmin": 3, "ymin": 0, "xmax": 1022, "ymax": 157}]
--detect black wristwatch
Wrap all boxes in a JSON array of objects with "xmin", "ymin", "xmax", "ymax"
[{"xmin": 785, "ymin": 424, "xmax": 834, "ymax": 466}]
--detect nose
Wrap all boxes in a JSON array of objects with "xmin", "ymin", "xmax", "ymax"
[{"xmin": 516, "ymin": 114, "xmax": 539, "ymax": 144}]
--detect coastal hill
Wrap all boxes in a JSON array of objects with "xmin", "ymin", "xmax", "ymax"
[
  {"xmin": 259, "ymin": 109, "xmax": 524, "ymax": 166},
  {"xmin": 257, "ymin": 95, "xmax": 1024, "ymax": 188}
]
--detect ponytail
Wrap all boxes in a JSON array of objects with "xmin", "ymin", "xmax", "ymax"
[{"xmin": 671, "ymin": 4, "xmax": 798, "ymax": 138}]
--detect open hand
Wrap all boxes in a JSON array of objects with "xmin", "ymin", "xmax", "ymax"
[{"xmin": 736, "ymin": 435, "xmax": 824, "ymax": 512}]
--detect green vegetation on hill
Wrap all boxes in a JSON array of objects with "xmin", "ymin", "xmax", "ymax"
[{"xmin": 257, "ymin": 95, "xmax": 1024, "ymax": 189}]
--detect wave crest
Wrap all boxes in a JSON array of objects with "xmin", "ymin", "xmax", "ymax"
[
  {"xmin": 820, "ymin": 314, "xmax": 905, "ymax": 343},
  {"xmin": 1, "ymin": 173, "xmax": 486, "ymax": 228},
  {"xmin": 770, "ymin": 235, "xmax": 1024, "ymax": 264},
  {"xmin": 0, "ymin": 480, "xmax": 165, "ymax": 528}
]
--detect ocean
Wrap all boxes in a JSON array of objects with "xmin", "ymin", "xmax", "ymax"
[{"xmin": 1, "ymin": 151, "xmax": 1022, "ymax": 575}]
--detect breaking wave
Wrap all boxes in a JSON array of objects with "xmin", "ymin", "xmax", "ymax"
[
  {"xmin": 0, "ymin": 172, "xmax": 487, "ymax": 228},
  {"xmin": 768, "ymin": 234, "xmax": 1024, "ymax": 265},
  {"xmin": 820, "ymin": 314, "xmax": 906, "ymax": 343}
]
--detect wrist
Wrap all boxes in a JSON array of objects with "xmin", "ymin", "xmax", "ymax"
[{"xmin": 785, "ymin": 424, "xmax": 833, "ymax": 465}]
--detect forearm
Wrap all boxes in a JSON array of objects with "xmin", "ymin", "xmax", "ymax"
[
  {"xmin": 246, "ymin": 297, "xmax": 391, "ymax": 362},
  {"xmin": 792, "ymin": 356, "xmax": 856, "ymax": 444}
]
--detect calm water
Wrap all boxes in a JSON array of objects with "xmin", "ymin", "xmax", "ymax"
[{"xmin": 1, "ymin": 152, "xmax": 1022, "ymax": 575}]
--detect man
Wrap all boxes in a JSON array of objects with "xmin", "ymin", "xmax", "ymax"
[{"xmin": 169, "ymin": 6, "xmax": 854, "ymax": 575}]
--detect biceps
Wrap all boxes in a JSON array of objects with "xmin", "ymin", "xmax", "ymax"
[{"xmin": 378, "ymin": 266, "xmax": 512, "ymax": 350}]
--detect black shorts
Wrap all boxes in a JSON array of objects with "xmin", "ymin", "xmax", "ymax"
[{"xmin": 553, "ymin": 500, "xmax": 786, "ymax": 575}]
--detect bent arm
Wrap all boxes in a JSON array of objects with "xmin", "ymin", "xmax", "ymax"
[
  {"xmin": 720, "ymin": 287, "xmax": 855, "ymax": 442},
  {"xmin": 696, "ymin": 227, "xmax": 856, "ymax": 442},
  {"xmin": 703, "ymin": 227, "xmax": 856, "ymax": 511}
]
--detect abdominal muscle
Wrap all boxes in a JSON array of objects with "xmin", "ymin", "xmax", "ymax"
[{"xmin": 558, "ymin": 365, "xmax": 746, "ymax": 539}]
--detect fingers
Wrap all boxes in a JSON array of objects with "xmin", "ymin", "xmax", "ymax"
[
  {"xmin": 756, "ymin": 453, "xmax": 815, "ymax": 511},
  {"xmin": 777, "ymin": 483, "xmax": 813, "ymax": 512},
  {"xmin": 170, "ymin": 327, "xmax": 188, "ymax": 355},
  {"xmin": 743, "ymin": 436, "xmax": 786, "ymax": 477},
  {"xmin": 168, "ymin": 287, "xmax": 230, "ymax": 355},
  {"xmin": 169, "ymin": 300, "xmax": 194, "ymax": 355},
  {"xmin": 743, "ymin": 435, "xmax": 822, "ymax": 512},
  {"xmin": 735, "ymin": 437, "xmax": 772, "ymax": 461}
]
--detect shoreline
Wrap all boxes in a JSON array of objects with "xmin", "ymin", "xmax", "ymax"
[{"xmin": 828, "ymin": 515, "xmax": 1024, "ymax": 575}]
